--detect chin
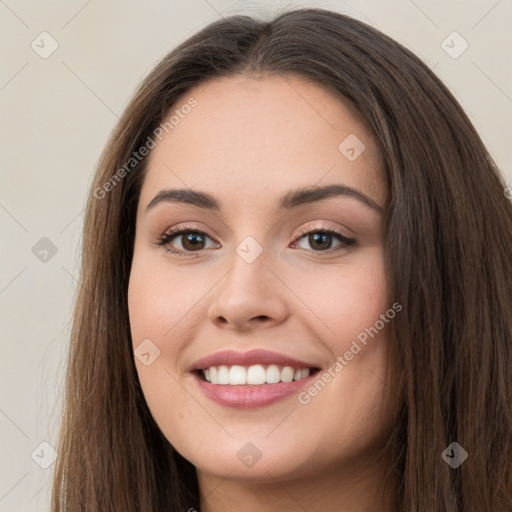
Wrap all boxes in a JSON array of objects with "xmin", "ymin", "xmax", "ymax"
[{"xmin": 173, "ymin": 433, "xmax": 321, "ymax": 482}]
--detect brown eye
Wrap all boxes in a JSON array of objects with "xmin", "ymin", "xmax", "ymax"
[
  {"xmin": 179, "ymin": 232, "xmax": 207, "ymax": 251},
  {"xmin": 156, "ymin": 225, "xmax": 218, "ymax": 256},
  {"xmin": 294, "ymin": 227, "xmax": 356, "ymax": 253},
  {"xmin": 306, "ymin": 232, "xmax": 333, "ymax": 251}
]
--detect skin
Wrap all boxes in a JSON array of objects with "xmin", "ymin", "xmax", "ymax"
[{"xmin": 128, "ymin": 73, "xmax": 399, "ymax": 511}]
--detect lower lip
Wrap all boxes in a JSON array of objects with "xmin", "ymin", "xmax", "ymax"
[{"xmin": 193, "ymin": 372, "xmax": 317, "ymax": 409}]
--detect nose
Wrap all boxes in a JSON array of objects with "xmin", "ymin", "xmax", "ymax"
[{"xmin": 207, "ymin": 246, "xmax": 290, "ymax": 332}]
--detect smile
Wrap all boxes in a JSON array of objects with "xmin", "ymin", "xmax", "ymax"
[
  {"xmin": 189, "ymin": 349, "xmax": 322, "ymax": 408},
  {"xmin": 200, "ymin": 364, "xmax": 314, "ymax": 385}
]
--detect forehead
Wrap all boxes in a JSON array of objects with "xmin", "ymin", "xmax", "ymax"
[{"xmin": 139, "ymin": 73, "xmax": 386, "ymax": 212}]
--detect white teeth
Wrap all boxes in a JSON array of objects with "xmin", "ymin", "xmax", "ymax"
[
  {"xmin": 266, "ymin": 364, "xmax": 281, "ymax": 384},
  {"xmin": 280, "ymin": 366, "xmax": 294, "ymax": 383},
  {"xmin": 247, "ymin": 364, "xmax": 266, "ymax": 385},
  {"xmin": 229, "ymin": 365, "xmax": 247, "ymax": 385},
  {"xmin": 201, "ymin": 364, "xmax": 314, "ymax": 385},
  {"xmin": 218, "ymin": 365, "xmax": 229, "ymax": 385}
]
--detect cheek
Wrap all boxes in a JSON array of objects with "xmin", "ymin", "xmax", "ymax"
[
  {"xmin": 287, "ymin": 250, "xmax": 392, "ymax": 425},
  {"xmin": 127, "ymin": 254, "xmax": 206, "ymax": 348},
  {"xmin": 127, "ymin": 255, "xmax": 204, "ymax": 441},
  {"xmin": 290, "ymin": 249, "xmax": 389, "ymax": 344}
]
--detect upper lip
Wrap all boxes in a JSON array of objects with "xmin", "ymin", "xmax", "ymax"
[{"xmin": 188, "ymin": 349, "xmax": 319, "ymax": 372}]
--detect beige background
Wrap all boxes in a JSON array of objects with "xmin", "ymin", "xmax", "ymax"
[{"xmin": 1, "ymin": 1, "xmax": 510, "ymax": 510}]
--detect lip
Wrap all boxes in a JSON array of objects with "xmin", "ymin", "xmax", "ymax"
[
  {"xmin": 193, "ymin": 372, "xmax": 318, "ymax": 409},
  {"xmin": 188, "ymin": 348, "xmax": 318, "ymax": 372},
  {"xmin": 189, "ymin": 349, "xmax": 321, "ymax": 409}
]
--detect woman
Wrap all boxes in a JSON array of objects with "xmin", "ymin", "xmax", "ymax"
[{"xmin": 51, "ymin": 7, "xmax": 512, "ymax": 512}]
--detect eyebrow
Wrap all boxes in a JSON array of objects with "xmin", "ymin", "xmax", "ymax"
[{"xmin": 146, "ymin": 184, "xmax": 383, "ymax": 214}]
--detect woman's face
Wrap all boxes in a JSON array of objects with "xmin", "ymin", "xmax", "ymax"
[{"xmin": 128, "ymin": 73, "xmax": 395, "ymax": 485}]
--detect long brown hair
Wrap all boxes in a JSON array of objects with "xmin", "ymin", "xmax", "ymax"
[{"xmin": 51, "ymin": 7, "xmax": 512, "ymax": 511}]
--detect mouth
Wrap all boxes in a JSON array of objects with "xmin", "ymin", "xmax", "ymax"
[{"xmin": 189, "ymin": 349, "xmax": 322, "ymax": 409}]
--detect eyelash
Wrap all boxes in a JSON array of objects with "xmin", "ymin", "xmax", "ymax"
[{"xmin": 155, "ymin": 223, "xmax": 356, "ymax": 257}]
